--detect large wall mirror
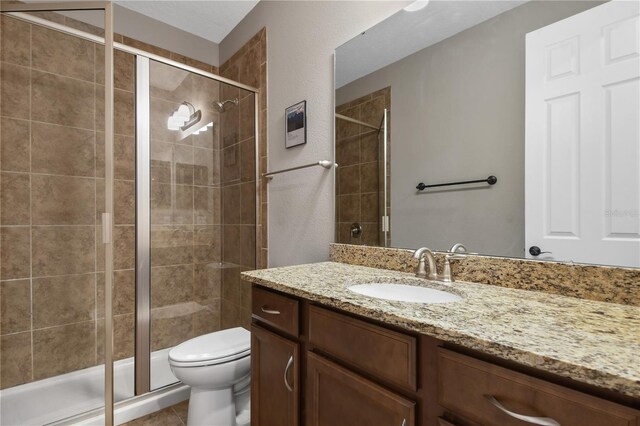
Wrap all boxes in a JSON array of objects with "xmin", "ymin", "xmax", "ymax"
[{"xmin": 334, "ymin": 0, "xmax": 639, "ymax": 268}]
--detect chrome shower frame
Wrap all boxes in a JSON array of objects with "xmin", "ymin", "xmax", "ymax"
[{"xmin": 0, "ymin": 5, "xmax": 261, "ymax": 425}]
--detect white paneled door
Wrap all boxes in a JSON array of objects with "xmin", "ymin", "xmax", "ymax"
[{"xmin": 526, "ymin": 0, "xmax": 640, "ymax": 267}]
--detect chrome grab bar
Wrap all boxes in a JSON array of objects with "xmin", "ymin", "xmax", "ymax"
[
  {"xmin": 284, "ymin": 355, "xmax": 294, "ymax": 392},
  {"xmin": 484, "ymin": 395, "xmax": 560, "ymax": 426}
]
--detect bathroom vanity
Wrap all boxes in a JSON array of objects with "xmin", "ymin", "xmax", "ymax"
[{"xmin": 243, "ymin": 259, "xmax": 640, "ymax": 426}]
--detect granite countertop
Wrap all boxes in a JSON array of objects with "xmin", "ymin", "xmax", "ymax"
[{"xmin": 242, "ymin": 261, "xmax": 640, "ymax": 398}]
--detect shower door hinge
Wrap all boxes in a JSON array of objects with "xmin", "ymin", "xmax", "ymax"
[
  {"xmin": 382, "ymin": 215, "xmax": 390, "ymax": 232},
  {"xmin": 102, "ymin": 213, "xmax": 112, "ymax": 244}
]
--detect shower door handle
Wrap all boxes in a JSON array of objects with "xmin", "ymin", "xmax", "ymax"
[{"xmin": 284, "ymin": 355, "xmax": 294, "ymax": 392}]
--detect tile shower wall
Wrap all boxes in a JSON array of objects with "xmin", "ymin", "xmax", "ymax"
[
  {"xmin": 0, "ymin": 15, "xmax": 134, "ymax": 388},
  {"xmin": 218, "ymin": 28, "xmax": 267, "ymax": 330},
  {"xmin": 0, "ymin": 14, "xmax": 221, "ymax": 389},
  {"xmin": 335, "ymin": 87, "xmax": 390, "ymax": 246}
]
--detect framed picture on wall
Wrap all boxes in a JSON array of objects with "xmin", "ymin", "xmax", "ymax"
[{"xmin": 285, "ymin": 100, "xmax": 307, "ymax": 148}]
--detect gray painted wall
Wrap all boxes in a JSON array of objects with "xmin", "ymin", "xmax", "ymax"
[
  {"xmin": 336, "ymin": 1, "xmax": 601, "ymax": 257},
  {"xmin": 220, "ymin": 1, "xmax": 409, "ymax": 267}
]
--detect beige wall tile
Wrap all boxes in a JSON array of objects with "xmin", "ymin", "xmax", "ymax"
[
  {"xmin": 114, "ymin": 180, "xmax": 135, "ymax": 225},
  {"xmin": 239, "ymin": 138, "xmax": 255, "ymax": 183},
  {"xmin": 32, "ymin": 226, "xmax": 95, "ymax": 277},
  {"xmin": 31, "ymin": 25, "xmax": 94, "ymax": 82},
  {"xmin": 0, "ymin": 16, "xmax": 30, "ymax": 66},
  {"xmin": 361, "ymin": 193, "xmax": 379, "ymax": 223},
  {"xmin": 223, "ymin": 225, "xmax": 241, "ymax": 265},
  {"xmin": 240, "ymin": 182, "xmax": 256, "ymax": 225},
  {"xmin": 114, "ymin": 226, "xmax": 135, "ymax": 270},
  {"xmin": 0, "ymin": 117, "xmax": 30, "ymax": 172},
  {"xmin": 97, "ymin": 314, "xmax": 134, "ymax": 362},
  {"xmin": 221, "ymin": 103, "xmax": 239, "ymax": 148},
  {"xmin": 238, "ymin": 96, "xmax": 255, "ymax": 142},
  {"xmin": 33, "ymin": 274, "xmax": 95, "ymax": 329},
  {"xmin": 194, "ymin": 186, "xmax": 220, "ymax": 225},
  {"xmin": 192, "ymin": 301, "xmax": 221, "ymax": 337},
  {"xmin": 151, "ymin": 308, "xmax": 193, "ymax": 351},
  {"xmin": 338, "ymin": 164, "xmax": 360, "ymax": 195},
  {"xmin": 1, "ymin": 332, "xmax": 32, "ymax": 389},
  {"xmin": 96, "ymin": 48, "xmax": 135, "ymax": 91},
  {"xmin": 96, "ymin": 270, "xmax": 135, "ymax": 318},
  {"xmin": 1, "ymin": 172, "xmax": 30, "ymax": 225},
  {"xmin": 194, "ymin": 225, "xmax": 221, "ymax": 264},
  {"xmin": 33, "ymin": 321, "xmax": 95, "ymax": 380},
  {"xmin": 222, "ymin": 184, "xmax": 241, "ymax": 225},
  {"xmin": 220, "ymin": 144, "xmax": 240, "ymax": 184},
  {"xmin": 31, "ymin": 70, "xmax": 94, "ymax": 129},
  {"xmin": 0, "ymin": 279, "xmax": 31, "ymax": 334},
  {"xmin": 240, "ymin": 226, "xmax": 256, "ymax": 268},
  {"xmin": 1, "ymin": 63, "xmax": 30, "ymax": 119},
  {"xmin": 339, "ymin": 194, "xmax": 361, "ymax": 223},
  {"xmin": 32, "ymin": 175, "xmax": 95, "ymax": 225},
  {"xmin": 31, "ymin": 122, "xmax": 95, "ymax": 177},
  {"xmin": 151, "ymin": 264, "xmax": 193, "ymax": 308},
  {"xmin": 194, "ymin": 264, "xmax": 221, "ymax": 305},
  {"xmin": 1, "ymin": 226, "xmax": 30, "ymax": 280},
  {"xmin": 360, "ymin": 162, "xmax": 378, "ymax": 193},
  {"xmin": 194, "ymin": 147, "xmax": 218, "ymax": 186},
  {"xmin": 150, "ymin": 225, "xmax": 194, "ymax": 267}
]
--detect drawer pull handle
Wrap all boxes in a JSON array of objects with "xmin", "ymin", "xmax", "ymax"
[
  {"xmin": 484, "ymin": 395, "xmax": 560, "ymax": 426},
  {"xmin": 284, "ymin": 355, "xmax": 294, "ymax": 392},
  {"xmin": 261, "ymin": 306, "xmax": 281, "ymax": 315}
]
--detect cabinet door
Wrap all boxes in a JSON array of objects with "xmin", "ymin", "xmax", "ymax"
[
  {"xmin": 251, "ymin": 324, "xmax": 299, "ymax": 426},
  {"xmin": 306, "ymin": 352, "xmax": 415, "ymax": 426}
]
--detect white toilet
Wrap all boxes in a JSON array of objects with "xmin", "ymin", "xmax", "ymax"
[{"xmin": 169, "ymin": 327, "xmax": 251, "ymax": 426}]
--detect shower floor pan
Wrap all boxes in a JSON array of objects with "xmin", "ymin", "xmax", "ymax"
[{"xmin": 0, "ymin": 348, "xmax": 188, "ymax": 426}]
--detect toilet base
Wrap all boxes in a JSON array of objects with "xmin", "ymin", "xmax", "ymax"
[{"xmin": 187, "ymin": 387, "xmax": 235, "ymax": 426}]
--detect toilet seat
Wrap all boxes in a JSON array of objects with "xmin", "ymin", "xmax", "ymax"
[{"xmin": 169, "ymin": 327, "xmax": 250, "ymax": 368}]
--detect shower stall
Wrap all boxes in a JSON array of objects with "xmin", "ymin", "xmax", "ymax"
[{"xmin": 0, "ymin": 3, "xmax": 259, "ymax": 425}]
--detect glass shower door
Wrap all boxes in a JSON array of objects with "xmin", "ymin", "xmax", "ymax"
[
  {"xmin": 0, "ymin": 5, "xmax": 118, "ymax": 425},
  {"xmin": 142, "ymin": 58, "xmax": 256, "ymax": 391}
]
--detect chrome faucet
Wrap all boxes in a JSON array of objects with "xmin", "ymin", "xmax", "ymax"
[
  {"xmin": 413, "ymin": 247, "xmax": 438, "ymax": 280},
  {"xmin": 413, "ymin": 244, "xmax": 468, "ymax": 283}
]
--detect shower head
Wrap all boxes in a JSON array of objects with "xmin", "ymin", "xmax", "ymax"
[{"xmin": 213, "ymin": 98, "xmax": 239, "ymax": 112}]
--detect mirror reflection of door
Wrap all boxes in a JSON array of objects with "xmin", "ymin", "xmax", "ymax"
[
  {"xmin": 526, "ymin": 1, "xmax": 640, "ymax": 267},
  {"xmin": 334, "ymin": 0, "xmax": 640, "ymax": 268}
]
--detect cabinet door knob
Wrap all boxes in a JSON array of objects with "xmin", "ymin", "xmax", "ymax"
[
  {"xmin": 401, "ymin": 419, "xmax": 407, "ymax": 426},
  {"xmin": 284, "ymin": 355, "xmax": 294, "ymax": 392},
  {"xmin": 484, "ymin": 395, "xmax": 560, "ymax": 426}
]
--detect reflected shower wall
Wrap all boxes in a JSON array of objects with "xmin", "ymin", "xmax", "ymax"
[{"xmin": 335, "ymin": 87, "xmax": 391, "ymax": 246}]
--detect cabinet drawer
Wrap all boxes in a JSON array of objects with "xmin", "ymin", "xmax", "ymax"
[
  {"xmin": 438, "ymin": 349, "xmax": 640, "ymax": 426},
  {"xmin": 308, "ymin": 305, "xmax": 417, "ymax": 391},
  {"xmin": 307, "ymin": 352, "xmax": 415, "ymax": 426},
  {"xmin": 252, "ymin": 286, "xmax": 299, "ymax": 337}
]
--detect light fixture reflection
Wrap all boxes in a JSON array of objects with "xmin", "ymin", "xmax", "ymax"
[{"xmin": 167, "ymin": 102, "xmax": 202, "ymax": 131}]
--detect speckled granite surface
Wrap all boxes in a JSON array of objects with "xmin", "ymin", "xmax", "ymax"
[
  {"xmin": 242, "ymin": 262, "xmax": 640, "ymax": 398},
  {"xmin": 330, "ymin": 244, "xmax": 640, "ymax": 306}
]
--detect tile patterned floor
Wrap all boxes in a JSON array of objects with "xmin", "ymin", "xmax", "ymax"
[{"xmin": 122, "ymin": 400, "xmax": 188, "ymax": 426}]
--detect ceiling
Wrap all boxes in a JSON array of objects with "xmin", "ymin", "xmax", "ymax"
[
  {"xmin": 336, "ymin": 0, "xmax": 528, "ymax": 88},
  {"xmin": 115, "ymin": 0, "xmax": 259, "ymax": 44}
]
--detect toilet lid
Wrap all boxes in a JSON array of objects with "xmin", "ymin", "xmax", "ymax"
[{"xmin": 169, "ymin": 327, "xmax": 250, "ymax": 367}]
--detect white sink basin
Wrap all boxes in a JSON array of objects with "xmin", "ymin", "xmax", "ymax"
[{"xmin": 348, "ymin": 283, "xmax": 462, "ymax": 304}]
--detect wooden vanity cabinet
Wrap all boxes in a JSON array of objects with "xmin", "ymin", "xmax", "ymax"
[{"xmin": 250, "ymin": 285, "xmax": 640, "ymax": 426}]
